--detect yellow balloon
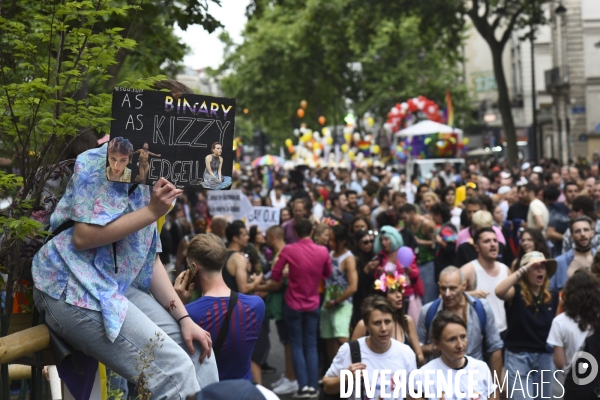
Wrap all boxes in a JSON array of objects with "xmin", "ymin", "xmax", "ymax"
[
  {"xmin": 344, "ymin": 133, "xmax": 352, "ymax": 143},
  {"xmin": 341, "ymin": 144, "xmax": 348, "ymax": 153},
  {"xmin": 367, "ymin": 117, "xmax": 375, "ymax": 127},
  {"xmin": 326, "ymin": 137, "xmax": 333, "ymax": 145},
  {"xmin": 348, "ymin": 150, "xmax": 356, "ymax": 161},
  {"xmin": 372, "ymin": 144, "xmax": 381, "ymax": 155},
  {"xmin": 462, "ymin": 137, "xmax": 470, "ymax": 145},
  {"xmin": 300, "ymin": 132, "xmax": 312, "ymax": 143},
  {"xmin": 285, "ymin": 139, "xmax": 293, "ymax": 147}
]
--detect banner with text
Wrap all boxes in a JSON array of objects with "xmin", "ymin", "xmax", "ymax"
[
  {"xmin": 207, "ymin": 190, "xmax": 252, "ymax": 221},
  {"xmin": 107, "ymin": 88, "xmax": 236, "ymax": 190},
  {"xmin": 246, "ymin": 207, "xmax": 281, "ymax": 231}
]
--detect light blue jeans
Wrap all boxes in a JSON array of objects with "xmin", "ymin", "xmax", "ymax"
[
  {"xmin": 505, "ymin": 349, "xmax": 554, "ymax": 400},
  {"xmin": 419, "ymin": 261, "xmax": 438, "ymax": 304},
  {"xmin": 33, "ymin": 286, "xmax": 219, "ymax": 399}
]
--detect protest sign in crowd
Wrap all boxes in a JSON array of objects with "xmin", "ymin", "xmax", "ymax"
[{"xmin": 4, "ymin": 79, "xmax": 600, "ymax": 400}]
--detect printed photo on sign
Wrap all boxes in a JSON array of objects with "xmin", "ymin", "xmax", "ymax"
[{"xmin": 106, "ymin": 88, "xmax": 236, "ymax": 190}]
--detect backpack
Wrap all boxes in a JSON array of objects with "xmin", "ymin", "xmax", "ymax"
[
  {"xmin": 425, "ymin": 297, "xmax": 487, "ymax": 353},
  {"xmin": 564, "ymin": 333, "xmax": 600, "ymax": 399},
  {"xmin": 319, "ymin": 340, "xmax": 361, "ymax": 400}
]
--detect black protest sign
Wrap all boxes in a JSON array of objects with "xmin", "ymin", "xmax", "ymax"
[{"xmin": 107, "ymin": 88, "xmax": 236, "ymax": 190}]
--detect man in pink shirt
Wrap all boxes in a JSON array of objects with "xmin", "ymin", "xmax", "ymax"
[{"xmin": 270, "ymin": 218, "xmax": 332, "ymax": 398}]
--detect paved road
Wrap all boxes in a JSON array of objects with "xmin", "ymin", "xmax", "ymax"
[{"xmin": 261, "ymin": 320, "xmax": 295, "ymax": 400}]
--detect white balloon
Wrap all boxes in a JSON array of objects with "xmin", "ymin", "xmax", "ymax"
[
  {"xmin": 294, "ymin": 129, "xmax": 300, "ymax": 137},
  {"xmin": 400, "ymin": 102, "xmax": 409, "ymax": 112},
  {"xmin": 353, "ymin": 133, "xmax": 361, "ymax": 142}
]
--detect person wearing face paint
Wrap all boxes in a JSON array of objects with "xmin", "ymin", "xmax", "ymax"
[
  {"xmin": 495, "ymin": 251, "xmax": 560, "ymax": 400},
  {"xmin": 412, "ymin": 312, "xmax": 498, "ymax": 400},
  {"xmin": 552, "ymin": 216, "xmax": 597, "ymax": 291},
  {"xmin": 202, "ymin": 141, "xmax": 232, "ymax": 190}
]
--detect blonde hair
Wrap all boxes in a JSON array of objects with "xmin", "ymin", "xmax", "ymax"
[
  {"xmin": 422, "ymin": 192, "xmax": 439, "ymax": 204},
  {"xmin": 313, "ymin": 223, "xmax": 330, "ymax": 237},
  {"xmin": 471, "ymin": 210, "xmax": 493, "ymax": 230},
  {"xmin": 187, "ymin": 233, "xmax": 227, "ymax": 273}
]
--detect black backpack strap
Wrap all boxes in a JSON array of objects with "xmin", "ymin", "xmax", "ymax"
[
  {"xmin": 45, "ymin": 184, "xmax": 139, "ymax": 275},
  {"xmin": 348, "ymin": 340, "xmax": 362, "ymax": 398},
  {"xmin": 214, "ymin": 290, "xmax": 238, "ymax": 357},
  {"xmin": 349, "ymin": 340, "xmax": 361, "ymax": 364}
]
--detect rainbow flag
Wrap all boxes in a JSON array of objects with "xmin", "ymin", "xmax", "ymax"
[
  {"xmin": 445, "ymin": 91, "xmax": 454, "ymax": 126},
  {"xmin": 357, "ymin": 140, "xmax": 371, "ymax": 156},
  {"xmin": 263, "ymin": 168, "xmax": 273, "ymax": 190}
]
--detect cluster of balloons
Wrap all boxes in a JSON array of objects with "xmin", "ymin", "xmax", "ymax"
[
  {"xmin": 288, "ymin": 125, "xmax": 333, "ymax": 159},
  {"xmin": 296, "ymin": 99, "xmax": 326, "ymax": 126},
  {"xmin": 386, "ymin": 96, "xmax": 443, "ymax": 133}
]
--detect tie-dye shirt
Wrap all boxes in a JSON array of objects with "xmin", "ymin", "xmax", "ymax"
[{"xmin": 32, "ymin": 144, "xmax": 161, "ymax": 342}]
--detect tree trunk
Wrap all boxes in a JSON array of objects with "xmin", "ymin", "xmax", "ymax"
[{"xmin": 491, "ymin": 43, "xmax": 518, "ymax": 167}]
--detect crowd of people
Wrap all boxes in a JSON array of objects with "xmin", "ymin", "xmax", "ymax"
[
  {"xmin": 155, "ymin": 156, "xmax": 600, "ymax": 399},
  {"xmin": 9, "ymin": 77, "xmax": 600, "ymax": 400}
]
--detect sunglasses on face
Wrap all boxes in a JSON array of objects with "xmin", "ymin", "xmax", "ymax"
[{"xmin": 361, "ymin": 239, "xmax": 374, "ymax": 245}]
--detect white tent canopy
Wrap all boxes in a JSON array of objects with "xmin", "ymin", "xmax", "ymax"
[{"xmin": 395, "ymin": 120, "xmax": 463, "ymax": 137}]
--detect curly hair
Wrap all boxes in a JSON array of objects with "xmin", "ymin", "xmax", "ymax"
[
  {"xmin": 107, "ymin": 136, "xmax": 133, "ymax": 161},
  {"xmin": 562, "ymin": 269, "xmax": 600, "ymax": 332}
]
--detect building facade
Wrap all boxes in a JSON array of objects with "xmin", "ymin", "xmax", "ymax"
[{"xmin": 546, "ymin": 0, "xmax": 600, "ymax": 162}]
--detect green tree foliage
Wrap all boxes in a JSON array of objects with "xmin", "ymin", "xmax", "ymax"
[
  {"xmin": 0, "ymin": 0, "xmax": 220, "ymax": 323},
  {"xmin": 217, "ymin": 0, "xmax": 470, "ymax": 144},
  {"xmin": 466, "ymin": 0, "xmax": 550, "ymax": 166},
  {"xmin": 99, "ymin": 0, "xmax": 223, "ymax": 90}
]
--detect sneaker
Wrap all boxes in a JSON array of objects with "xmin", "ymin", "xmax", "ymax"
[
  {"xmin": 292, "ymin": 386, "xmax": 312, "ymax": 398},
  {"xmin": 271, "ymin": 373, "xmax": 285, "ymax": 388},
  {"xmin": 273, "ymin": 378, "xmax": 299, "ymax": 395},
  {"xmin": 306, "ymin": 387, "xmax": 319, "ymax": 398}
]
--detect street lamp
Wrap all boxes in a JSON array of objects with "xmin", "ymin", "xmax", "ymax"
[
  {"xmin": 555, "ymin": 4, "xmax": 567, "ymax": 15},
  {"xmin": 554, "ymin": 2, "xmax": 569, "ymax": 164}
]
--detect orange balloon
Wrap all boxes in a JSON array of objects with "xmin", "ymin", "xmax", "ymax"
[
  {"xmin": 297, "ymin": 108, "xmax": 305, "ymax": 118},
  {"xmin": 318, "ymin": 116, "xmax": 326, "ymax": 125},
  {"xmin": 300, "ymin": 100, "xmax": 308, "ymax": 109},
  {"xmin": 243, "ymin": 108, "xmax": 249, "ymax": 114}
]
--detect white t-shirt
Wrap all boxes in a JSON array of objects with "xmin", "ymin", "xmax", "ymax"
[
  {"xmin": 325, "ymin": 337, "xmax": 417, "ymax": 400},
  {"xmin": 415, "ymin": 356, "xmax": 496, "ymax": 400},
  {"xmin": 269, "ymin": 191, "xmax": 287, "ymax": 209},
  {"xmin": 547, "ymin": 313, "xmax": 593, "ymax": 371},
  {"xmin": 527, "ymin": 198, "xmax": 549, "ymax": 234}
]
